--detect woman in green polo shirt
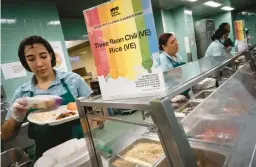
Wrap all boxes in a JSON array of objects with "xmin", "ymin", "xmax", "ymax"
[{"xmin": 1, "ymin": 35, "xmax": 92, "ymax": 160}]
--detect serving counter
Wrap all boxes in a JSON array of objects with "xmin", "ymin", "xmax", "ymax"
[{"xmin": 76, "ymin": 46, "xmax": 256, "ymax": 167}]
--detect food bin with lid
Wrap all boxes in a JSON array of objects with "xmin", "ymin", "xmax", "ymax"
[{"xmin": 184, "ymin": 117, "xmax": 243, "ymax": 147}]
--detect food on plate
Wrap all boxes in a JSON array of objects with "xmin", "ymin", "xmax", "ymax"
[
  {"xmin": 56, "ymin": 111, "xmax": 77, "ymax": 120},
  {"xmin": 123, "ymin": 142, "xmax": 164, "ymax": 164},
  {"xmin": 112, "ymin": 159, "xmax": 134, "ymax": 167},
  {"xmin": 198, "ymin": 127, "xmax": 238, "ymax": 143},
  {"xmin": 67, "ymin": 102, "xmax": 77, "ymax": 111},
  {"xmin": 30, "ymin": 112, "xmax": 53, "ymax": 122}
]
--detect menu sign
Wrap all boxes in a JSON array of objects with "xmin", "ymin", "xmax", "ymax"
[
  {"xmin": 234, "ymin": 20, "xmax": 245, "ymax": 41},
  {"xmin": 234, "ymin": 20, "xmax": 248, "ymax": 52},
  {"xmin": 83, "ymin": 0, "xmax": 165, "ymax": 100}
]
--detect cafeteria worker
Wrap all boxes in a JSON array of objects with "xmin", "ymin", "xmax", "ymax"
[
  {"xmin": 158, "ymin": 33, "xmax": 188, "ymax": 102},
  {"xmin": 1, "ymin": 36, "xmax": 92, "ymax": 160},
  {"xmin": 205, "ymin": 28, "xmax": 229, "ymax": 57}
]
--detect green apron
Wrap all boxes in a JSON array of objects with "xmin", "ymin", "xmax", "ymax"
[
  {"xmin": 167, "ymin": 56, "xmax": 190, "ymax": 97},
  {"xmin": 27, "ymin": 79, "xmax": 83, "ymax": 160}
]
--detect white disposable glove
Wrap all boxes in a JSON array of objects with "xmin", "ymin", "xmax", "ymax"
[
  {"xmin": 11, "ymin": 98, "xmax": 28, "ymax": 122},
  {"xmin": 171, "ymin": 95, "xmax": 187, "ymax": 103}
]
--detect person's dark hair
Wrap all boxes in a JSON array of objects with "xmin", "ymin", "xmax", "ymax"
[
  {"xmin": 211, "ymin": 28, "xmax": 228, "ymax": 41},
  {"xmin": 18, "ymin": 35, "xmax": 56, "ymax": 72},
  {"xmin": 219, "ymin": 22, "xmax": 229, "ymax": 30},
  {"xmin": 158, "ymin": 33, "xmax": 173, "ymax": 51}
]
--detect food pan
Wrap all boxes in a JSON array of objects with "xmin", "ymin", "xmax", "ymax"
[
  {"xmin": 176, "ymin": 101, "xmax": 200, "ymax": 115},
  {"xmin": 191, "ymin": 146, "xmax": 228, "ymax": 167},
  {"xmin": 109, "ymin": 138, "xmax": 165, "ymax": 167},
  {"xmin": 156, "ymin": 146, "xmax": 228, "ymax": 167},
  {"xmin": 194, "ymin": 90, "xmax": 213, "ymax": 100},
  {"xmin": 1, "ymin": 148, "xmax": 32, "ymax": 167},
  {"xmin": 186, "ymin": 118, "xmax": 243, "ymax": 147},
  {"xmin": 172, "ymin": 101, "xmax": 187, "ymax": 111},
  {"xmin": 154, "ymin": 146, "xmax": 229, "ymax": 167}
]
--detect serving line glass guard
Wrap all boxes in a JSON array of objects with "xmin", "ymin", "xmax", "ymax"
[{"xmin": 76, "ymin": 46, "xmax": 256, "ymax": 167}]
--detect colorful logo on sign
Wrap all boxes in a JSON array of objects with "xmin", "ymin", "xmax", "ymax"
[{"xmin": 110, "ymin": 6, "xmax": 120, "ymax": 17}]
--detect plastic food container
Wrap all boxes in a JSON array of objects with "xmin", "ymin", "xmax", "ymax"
[
  {"xmin": 186, "ymin": 118, "xmax": 243, "ymax": 146},
  {"xmin": 26, "ymin": 95, "xmax": 63, "ymax": 109},
  {"xmin": 1, "ymin": 148, "xmax": 32, "ymax": 167},
  {"xmin": 35, "ymin": 139, "xmax": 90, "ymax": 167}
]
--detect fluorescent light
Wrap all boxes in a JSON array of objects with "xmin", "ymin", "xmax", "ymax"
[
  {"xmin": 184, "ymin": 10, "xmax": 193, "ymax": 15},
  {"xmin": 204, "ymin": 1, "xmax": 221, "ymax": 7},
  {"xmin": 1, "ymin": 18, "xmax": 16, "ymax": 24},
  {"xmin": 1, "ymin": 19, "xmax": 7, "ymax": 24},
  {"xmin": 187, "ymin": 0, "xmax": 197, "ymax": 2},
  {"xmin": 221, "ymin": 6, "xmax": 234, "ymax": 11},
  {"xmin": 241, "ymin": 11, "xmax": 247, "ymax": 15},
  {"xmin": 47, "ymin": 20, "xmax": 60, "ymax": 26}
]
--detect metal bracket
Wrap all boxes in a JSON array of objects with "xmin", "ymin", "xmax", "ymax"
[
  {"xmin": 76, "ymin": 99, "xmax": 103, "ymax": 167},
  {"xmin": 149, "ymin": 97, "xmax": 197, "ymax": 167},
  {"xmin": 245, "ymin": 50, "xmax": 256, "ymax": 71}
]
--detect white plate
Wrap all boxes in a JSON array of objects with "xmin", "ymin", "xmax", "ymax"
[{"xmin": 27, "ymin": 105, "xmax": 79, "ymax": 126}]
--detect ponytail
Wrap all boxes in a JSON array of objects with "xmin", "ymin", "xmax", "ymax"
[{"xmin": 211, "ymin": 28, "xmax": 228, "ymax": 41}]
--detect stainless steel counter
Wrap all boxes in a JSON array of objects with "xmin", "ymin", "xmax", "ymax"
[{"xmin": 77, "ymin": 48, "xmax": 256, "ymax": 167}]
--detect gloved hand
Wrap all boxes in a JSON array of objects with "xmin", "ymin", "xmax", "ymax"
[
  {"xmin": 11, "ymin": 98, "xmax": 28, "ymax": 122},
  {"xmin": 171, "ymin": 95, "xmax": 187, "ymax": 103}
]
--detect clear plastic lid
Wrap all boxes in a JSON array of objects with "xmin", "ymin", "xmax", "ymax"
[{"xmin": 181, "ymin": 63, "xmax": 256, "ymax": 167}]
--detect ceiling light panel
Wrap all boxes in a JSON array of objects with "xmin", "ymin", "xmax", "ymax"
[
  {"xmin": 204, "ymin": 1, "xmax": 222, "ymax": 7},
  {"xmin": 184, "ymin": 10, "xmax": 193, "ymax": 15},
  {"xmin": 221, "ymin": 6, "xmax": 234, "ymax": 11}
]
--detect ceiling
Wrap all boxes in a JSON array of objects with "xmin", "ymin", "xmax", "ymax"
[
  {"xmin": 2, "ymin": 0, "xmax": 256, "ymax": 18},
  {"xmin": 55, "ymin": 0, "xmax": 256, "ymax": 18},
  {"xmin": 56, "ymin": 0, "xmax": 109, "ymax": 18}
]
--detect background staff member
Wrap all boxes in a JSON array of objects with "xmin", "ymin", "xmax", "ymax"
[
  {"xmin": 158, "ymin": 33, "xmax": 184, "ymax": 72},
  {"xmin": 1, "ymin": 36, "xmax": 92, "ymax": 160},
  {"xmin": 205, "ymin": 28, "xmax": 229, "ymax": 57},
  {"xmin": 219, "ymin": 22, "xmax": 234, "ymax": 49},
  {"xmin": 158, "ymin": 33, "xmax": 188, "ymax": 102}
]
